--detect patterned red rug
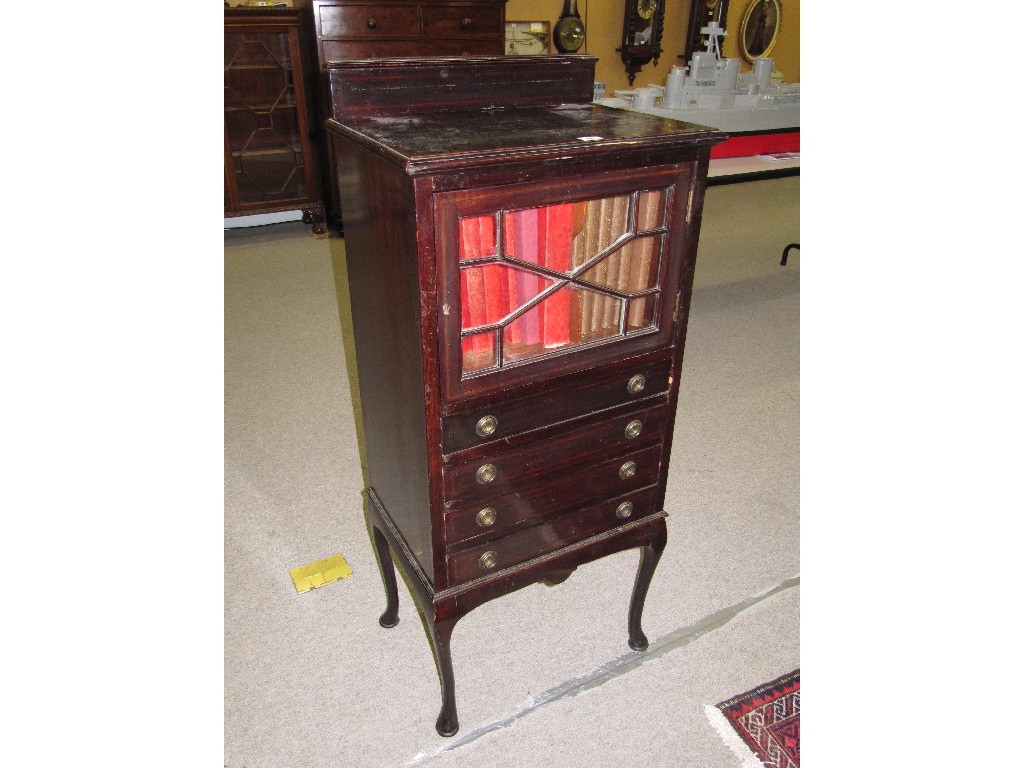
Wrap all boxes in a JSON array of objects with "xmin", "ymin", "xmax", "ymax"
[{"xmin": 709, "ymin": 670, "xmax": 800, "ymax": 768}]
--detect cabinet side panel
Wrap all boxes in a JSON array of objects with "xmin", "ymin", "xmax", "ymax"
[
  {"xmin": 655, "ymin": 153, "xmax": 713, "ymax": 513},
  {"xmin": 332, "ymin": 137, "xmax": 435, "ymax": 584}
]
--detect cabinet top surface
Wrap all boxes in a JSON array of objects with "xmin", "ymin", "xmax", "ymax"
[{"xmin": 328, "ymin": 105, "xmax": 722, "ymax": 170}]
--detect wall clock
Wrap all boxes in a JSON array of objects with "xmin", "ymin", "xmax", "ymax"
[
  {"xmin": 554, "ymin": 0, "xmax": 585, "ymax": 53},
  {"xmin": 618, "ymin": 0, "xmax": 666, "ymax": 84}
]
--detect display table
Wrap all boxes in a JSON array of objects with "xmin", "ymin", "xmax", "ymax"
[
  {"xmin": 607, "ymin": 100, "xmax": 800, "ymax": 265},
  {"xmin": 708, "ymin": 152, "xmax": 800, "ymax": 185},
  {"xmin": 600, "ymin": 98, "xmax": 799, "ymax": 161}
]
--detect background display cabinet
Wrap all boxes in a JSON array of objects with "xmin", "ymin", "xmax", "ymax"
[
  {"xmin": 224, "ymin": 7, "xmax": 325, "ymax": 234},
  {"xmin": 325, "ymin": 55, "xmax": 723, "ymax": 736}
]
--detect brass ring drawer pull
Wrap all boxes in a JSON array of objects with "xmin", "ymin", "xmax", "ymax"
[
  {"xmin": 624, "ymin": 419, "xmax": 643, "ymax": 439},
  {"xmin": 627, "ymin": 374, "xmax": 646, "ymax": 394},
  {"xmin": 460, "ymin": 16, "xmax": 473, "ymax": 28},
  {"xmin": 475, "ymin": 508, "xmax": 496, "ymax": 527},
  {"xmin": 475, "ymin": 415, "xmax": 498, "ymax": 437},
  {"xmin": 478, "ymin": 550, "xmax": 497, "ymax": 569},
  {"xmin": 476, "ymin": 463, "xmax": 497, "ymax": 484},
  {"xmin": 619, "ymin": 461, "xmax": 637, "ymax": 479},
  {"xmin": 615, "ymin": 501, "xmax": 634, "ymax": 519}
]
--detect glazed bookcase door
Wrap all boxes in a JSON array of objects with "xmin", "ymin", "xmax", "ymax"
[
  {"xmin": 435, "ymin": 165, "xmax": 695, "ymax": 401},
  {"xmin": 224, "ymin": 24, "xmax": 314, "ymax": 211}
]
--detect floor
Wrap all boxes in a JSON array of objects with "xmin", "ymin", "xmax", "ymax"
[{"xmin": 224, "ymin": 176, "xmax": 799, "ymax": 767}]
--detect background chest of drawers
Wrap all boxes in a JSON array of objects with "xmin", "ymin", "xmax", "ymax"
[
  {"xmin": 325, "ymin": 55, "xmax": 723, "ymax": 736},
  {"xmin": 308, "ymin": 0, "xmax": 507, "ymax": 224},
  {"xmin": 312, "ymin": 0, "xmax": 505, "ymax": 60}
]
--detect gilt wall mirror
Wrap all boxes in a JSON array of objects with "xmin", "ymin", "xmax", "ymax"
[{"xmin": 740, "ymin": 0, "xmax": 781, "ymax": 61}]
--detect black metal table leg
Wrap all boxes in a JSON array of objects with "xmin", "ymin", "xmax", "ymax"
[{"xmin": 781, "ymin": 243, "xmax": 799, "ymax": 266}]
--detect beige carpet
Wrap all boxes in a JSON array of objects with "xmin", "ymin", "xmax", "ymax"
[{"xmin": 224, "ymin": 176, "xmax": 799, "ymax": 767}]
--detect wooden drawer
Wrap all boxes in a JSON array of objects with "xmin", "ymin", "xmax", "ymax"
[
  {"xmin": 445, "ymin": 444, "xmax": 663, "ymax": 547},
  {"xmin": 447, "ymin": 487, "xmax": 662, "ymax": 585},
  {"xmin": 442, "ymin": 357, "xmax": 673, "ymax": 454},
  {"xmin": 323, "ymin": 38, "xmax": 499, "ymax": 60},
  {"xmin": 442, "ymin": 401, "xmax": 669, "ymax": 505},
  {"xmin": 421, "ymin": 5, "xmax": 503, "ymax": 38},
  {"xmin": 318, "ymin": 5, "xmax": 419, "ymax": 38}
]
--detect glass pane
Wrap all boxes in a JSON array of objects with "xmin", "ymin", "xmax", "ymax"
[
  {"xmin": 576, "ymin": 285, "xmax": 623, "ymax": 343},
  {"xmin": 462, "ymin": 331, "xmax": 498, "ymax": 374},
  {"xmin": 626, "ymin": 294, "xmax": 658, "ymax": 332},
  {"xmin": 503, "ymin": 285, "xmax": 622, "ymax": 364},
  {"xmin": 458, "ymin": 215, "xmax": 498, "ymax": 261},
  {"xmin": 577, "ymin": 234, "xmax": 661, "ymax": 293},
  {"xmin": 224, "ymin": 35, "xmax": 293, "ymax": 107},
  {"xmin": 569, "ymin": 195, "xmax": 631, "ymax": 268},
  {"xmin": 460, "ymin": 263, "xmax": 554, "ymax": 331},
  {"xmin": 225, "ymin": 108, "xmax": 302, "ymax": 154},
  {"xmin": 225, "ymin": 32, "xmax": 292, "ymax": 70},
  {"xmin": 225, "ymin": 32, "xmax": 306, "ymax": 205},
  {"xmin": 637, "ymin": 190, "xmax": 666, "ymax": 232},
  {"xmin": 457, "ymin": 189, "xmax": 670, "ymax": 377},
  {"xmin": 505, "ymin": 203, "xmax": 577, "ymax": 274},
  {"xmin": 235, "ymin": 150, "xmax": 304, "ymax": 201}
]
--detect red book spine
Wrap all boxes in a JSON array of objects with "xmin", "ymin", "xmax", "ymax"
[
  {"xmin": 513, "ymin": 209, "xmax": 541, "ymax": 346},
  {"xmin": 480, "ymin": 214, "xmax": 504, "ymax": 326},
  {"xmin": 542, "ymin": 204, "xmax": 572, "ymax": 347},
  {"xmin": 503, "ymin": 213, "xmax": 519, "ymax": 345},
  {"xmin": 460, "ymin": 217, "xmax": 487, "ymax": 353},
  {"xmin": 460, "ymin": 268, "xmax": 474, "ymax": 359}
]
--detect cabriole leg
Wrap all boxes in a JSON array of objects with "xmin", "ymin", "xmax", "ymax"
[
  {"xmin": 370, "ymin": 525, "xmax": 400, "ymax": 628},
  {"xmin": 427, "ymin": 614, "xmax": 459, "ymax": 737},
  {"xmin": 627, "ymin": 532, "xmax": 667, "ymax": 651}
]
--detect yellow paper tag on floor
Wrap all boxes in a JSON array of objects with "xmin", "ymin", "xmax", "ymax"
[{"xmin": 289, "ymin": 553, "xmax": 353, "ymax": 594}]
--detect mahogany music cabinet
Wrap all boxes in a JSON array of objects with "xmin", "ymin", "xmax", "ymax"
[{"xmin": 325, "ymin": 55, "xmax": 723, "ymax": 736}]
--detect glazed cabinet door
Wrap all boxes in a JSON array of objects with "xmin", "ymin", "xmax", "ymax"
[
  {"xmin": 433, "ymin": 163, "xmax": 698, "ymax": 402},
  {"xmin": 224, "ymin": 17, "xmax": 318, "ymax": 214}
]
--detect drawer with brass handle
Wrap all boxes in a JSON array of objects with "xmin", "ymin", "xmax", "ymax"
[
  {"xmin": 318, "ymin": 5, "xmax": 418, "ymax": 37},
  {"xmin": 446, "ymin": 487, "xmax": 663, "ymax": 586},
  {"xmin": 441, "ymin": 402, "xmax": 669, "ymax": 505},
  {"xmin": 421, "ymin": 5, "xmax": 502, "ymax": 37},
  {"xmin": 444, "ymin": 443, "xmax": 664, "ymax": 547},
  {"xmin": 441, "ymin": 356, "xmax": 673, "ymax": 453}
]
